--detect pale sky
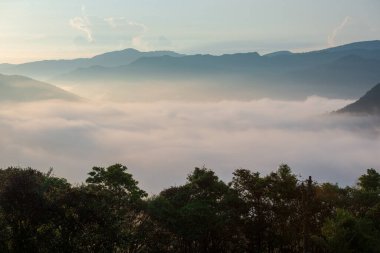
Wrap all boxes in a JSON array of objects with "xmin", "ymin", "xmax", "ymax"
[{"xmin": 0, "ymin": 0, "xmax": 380, "ymax": 63}]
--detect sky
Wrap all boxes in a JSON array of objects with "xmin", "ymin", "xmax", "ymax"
[{"xmin": 0, "ymin": 0, "xmax": 380, "ymax": 63}]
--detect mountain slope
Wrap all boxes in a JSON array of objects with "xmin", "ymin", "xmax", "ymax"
[
  {"xmin": 323, "ymin": 40, "xmax": 380, "ymax": 53},
  {"xmin": 0, "ymin": 74, "xmax": 79, "ymax": 102},
  {"xmin": 337, "ymin": 83, "xmax": 380, "ymax": 114}
]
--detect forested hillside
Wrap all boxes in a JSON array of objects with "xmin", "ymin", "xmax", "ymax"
[{"xmin": 0, "ymin": 164, "xmax": 379, "ymax": 253}]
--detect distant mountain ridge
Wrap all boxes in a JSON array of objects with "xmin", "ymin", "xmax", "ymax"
[
  {"xmin": 89, "ymin": 48, "xmax": 181, "ymax": 67},
  {"xmin": 322, "ymin": 40, "xmax": 380, "ymax": 53},
  {"xmin": 53, "ymin": 40, "xmax": 380, "ymax": 100},
  {"xmin": 1, "ymin": 40, "xmax": 380, "ymax": 101},
  {"xmin": 0, "ymin": 49, "xmax": 182, "ymax": 81},
  {"xmin": 337, "ymin": 83, "xmax": 380, "ymax": 115}
]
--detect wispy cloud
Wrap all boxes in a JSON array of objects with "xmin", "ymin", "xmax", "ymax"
[
  {"xmin": 69, "ymin": 6, "xmax": 93, "ymax": 42},
  {"xmin": 327, "ymin": 16, "xmax": 351, "ymax": 47},
  {"xmin": 69, "ymin": 8, "xmax": 151, "ymax": 50},
  {"xmin": 104, "ymin": 17, "xmax": 150, "ymax": 50}
]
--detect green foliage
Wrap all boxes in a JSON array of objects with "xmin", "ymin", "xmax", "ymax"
[
  {"xmin": 358, "ymin": 168, "xmax": 380, "ymax": 192},
  {"xmin": 148, "ymin": 167, "xmax": 244, "ymax": 253},
  {"xmin": 86, "ymin": 163, "xmax": 147, "ymax": 200},
  {"xmin": 0, "ymin": 164, "xmax": 379, "ymax": 253},
  {"xmin": 321, "ymin": 209, "xmax": 380, "ymax": 253}
]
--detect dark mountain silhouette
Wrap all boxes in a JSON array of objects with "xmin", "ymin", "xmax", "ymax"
[
  {"xmin": 0, "ymin": 74, "xmax": 79, "ymax": 102},
  {"xmin": 337, "ymin": 83, "xmax": 380, "ymax": 115},
  {"xmin": 0, "ymin": 49, "xmax": 182, "ymax": 80}
]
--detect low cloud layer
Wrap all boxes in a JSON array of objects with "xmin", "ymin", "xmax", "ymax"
[{"xmin": 1, "ymin": 97, "xmax": 379, "ymax": 193}]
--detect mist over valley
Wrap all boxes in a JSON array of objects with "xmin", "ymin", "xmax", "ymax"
[{"xmin": 1, "ymin": 41, "xmax": 380, "ymax": 192}]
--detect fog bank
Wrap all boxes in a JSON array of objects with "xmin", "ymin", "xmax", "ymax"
[{"xmin": 1, "ymin": 97, "xmax": 379, "ymax": 193}]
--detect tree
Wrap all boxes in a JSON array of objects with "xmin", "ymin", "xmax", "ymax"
[
  {"xmin": 349, "ymin": 169, "xmax": 380, "ymax": 216},
  {"xmin": 0, "ymin": 164, "xmax": 379, "ymax": 253},
  {"xmin": 0, "ymin": 167, "xmax": 71, "ymax": 252},
  {"xmin": 321, "ymin": 209, "xmax": 380, "ymax": 253},
  {"xmin": 85, "ymin": 164, "xmax": 149, "ymax": 252},
  {"xmin": 86, "ymin": 163, "xmax": 147, "ymax": 200},
  {"xmin": 231, "ymin": 169, "xmax": 270, "ymax": 252},
  {"xmin": 148, "ymin": 167, "xmax": 244, "ymax": 253},
  {"xmin": 56, "ymin": 186, "xmax": 122, "ymax": 253},
  {"xmin": 264, "ymin": 164, "xmax": 301, "ymax": 252},
  {"xmin": 358, "ymin": 168, "xmax": 380, "ymax": 192}
]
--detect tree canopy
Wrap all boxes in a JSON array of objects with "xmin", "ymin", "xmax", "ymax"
[{"xmin": 0, "ymin": 164, "xmax": 379, "ymax": 253}]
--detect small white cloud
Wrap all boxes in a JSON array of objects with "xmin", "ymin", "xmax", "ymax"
[{"xmin": 327, "ymin": 16, "xmax": 351, "ymax": 47}]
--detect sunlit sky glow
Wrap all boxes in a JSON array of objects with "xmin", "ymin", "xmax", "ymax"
[{"xmin": 0, "ymin": 0, "xmax": 379, "ymax": 63}]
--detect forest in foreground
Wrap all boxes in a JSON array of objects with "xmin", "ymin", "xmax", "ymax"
[{"xmin": 0, "ymin": 164, "xmax": 379, "ymax": 253}]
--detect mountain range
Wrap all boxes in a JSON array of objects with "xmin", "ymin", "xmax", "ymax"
[
  {"xmin": 54, "ymin": 40, "xmax": 380, "ymax": 100},
  {"xmin": 1, "ymin": 40, "xmax": 380, "ymax": 102},
  {"xmin": 0, "ymin": 49, "xmax": 182, "ymax": 81}
]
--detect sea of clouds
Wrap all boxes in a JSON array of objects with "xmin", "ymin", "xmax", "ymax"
[{"xmin": 1, "ymin": 97, "xmax": 379, "ymax": 193}]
